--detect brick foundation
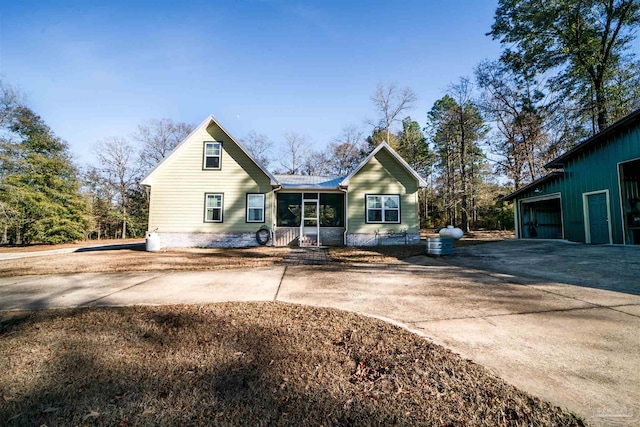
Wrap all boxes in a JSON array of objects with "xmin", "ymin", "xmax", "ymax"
[
  {"xmin": 157, "ymin": 232, "xmax": 265, "ymax": 249},
  {"xmin": 346, "ymin": 232, "xmax": 420, "ymax": 246},
  {"xmin": 155, "ymin": 230, "xmax": 419, "ymax": 249}
]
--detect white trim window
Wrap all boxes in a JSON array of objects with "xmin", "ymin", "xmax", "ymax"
[
  {"xmin": 247, "ymin": 193, "xmax": 265, "ymax": 222},
  {"xmin": 367, "ymin": 195, "xmax": 400, "ymax": 223},
  {"xmin": 205, "ymin": 193, "xmax": 223, "ymax": 222},
  {"xmin": 203, "ymin": 142, "xmax": 222, "ymax": 169}
]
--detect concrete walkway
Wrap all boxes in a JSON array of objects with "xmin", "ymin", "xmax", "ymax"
[
  {"xmin": 0, "ymin": 267, "xmax": 284, "ymax": 310},
  {"xmin": 1, "ymin": 243, "xmax": 639, "ymax": 426}
]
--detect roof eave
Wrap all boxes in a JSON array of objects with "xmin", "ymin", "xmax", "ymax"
[
  {"xmin": 545, "ymin": 162, "xmax": 564, "ymax": 169},
  {"xmin": 543, "ymin": 107, "xmax": 640, "ymax": 169},
  {"xmin": 209, "ymin": 113, "xmax": 279, "ymax": 186},
  {"xmin": 140, "ymin": 115, "xmax": 216, "ymax": 186},
  {"xmin": 277, "ymin": 186, "xmax": 342, "ymax": 191},
  {"xmin": 501, "ymin": 171, "xmax": 564, "ymax": 201}
]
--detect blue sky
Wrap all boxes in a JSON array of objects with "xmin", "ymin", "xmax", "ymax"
[{"xmin": 1, "ymin": 0, "xmax": 501, "ymax": 166}]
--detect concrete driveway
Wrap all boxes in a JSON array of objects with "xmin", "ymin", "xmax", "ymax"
[
  {"xmin": 450, "ymin": 239, "xmax": 640, "ymax": 295},
  {"xmin": 1, "ymin": 241, "xmax": 639, "ymax": 426}
]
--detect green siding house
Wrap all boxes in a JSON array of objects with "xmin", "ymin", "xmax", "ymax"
[
  {"xmin": 504, "ymin": 109, "xmax": 640, "ymax": 245},
  {"xmin": 141, "ymin": 115, "xmax": 427, "ymax": 248}
]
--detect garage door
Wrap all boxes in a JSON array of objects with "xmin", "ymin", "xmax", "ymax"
[{"xmin": 520, "ymin": 197, "xmax": 564, "ymax": 239}]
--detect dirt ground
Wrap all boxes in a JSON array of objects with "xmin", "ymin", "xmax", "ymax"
[
  {"xmin": 0, "ymin": 231, "xmax": 513, "ymax": 277},
  {"xmin": 0, "ymin": 303, "xmax": 584, "ymax": 426},
  {"xmin": 0, "ymin": 247, "xmax": 290, "ymax": 277}
]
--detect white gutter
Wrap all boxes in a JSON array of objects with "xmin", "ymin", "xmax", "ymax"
[
  {"xmin": 340, "ymin": 186, "xmax": 349, "ymax": 246},
  {"xmin": 271, "ymin": 185, "xmax": 282, "ymax": 246}
]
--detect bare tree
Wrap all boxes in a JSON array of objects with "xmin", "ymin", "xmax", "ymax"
[
  {"xmin": 279, "ymin": 132, "xmax": 310, "ymax": 175},
  {"xmin": 0, "ymin": 81, "xmax": 23, "ymax": 181},
  {"xmin": 475, "ymin": 60, "xmax": 549, "ymax": 189},
  {"xmin": 301, "ymin": 150, "xmax": 331, "ymax": 176},
  {"xmin": 371, "ymin": 83, "xmax": 418, "ymax": 145},
  {"xmin": 95, "ymin": 137, "xmax": 140, "ymax": 239},
  {"xmin": 134, "ymin": 118, "xmax": 193, "ymax": 173},
  {"xmin": 327, "ymin": 124, "xmax": 366, "ymax": 176},
  {"xmin": 241, "ymin": 131, "xmax": 273, "ymax": 168},
  {"xmin": 0, "ymin": 80, "xmax": 21, "ymax": 128}
]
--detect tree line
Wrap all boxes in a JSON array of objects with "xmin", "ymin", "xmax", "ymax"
[
  {"xmin": 1, "ymin": 0, "xmax": 639, "ymax": 244},
  {"xmin": 250, "ymin": 1, "xmax": 640, "ymax": 233},
  {"xmin": 0, "ymin": 87, "xmax": 194, "ymax": 244}
]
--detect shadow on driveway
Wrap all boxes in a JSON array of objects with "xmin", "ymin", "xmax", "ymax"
[
  {"xmin": 441, "ymin": 240, "xmax": 640, "ymax": 296},
  {"xmin": 74, "ymin": 243, "xmax": 146, "ymax": 252}
]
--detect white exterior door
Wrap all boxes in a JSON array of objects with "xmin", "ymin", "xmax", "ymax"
[{"xmin": 301, "ymin": 199, "xmax": 319, "ymax": 246}]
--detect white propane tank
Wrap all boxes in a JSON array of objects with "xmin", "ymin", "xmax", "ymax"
[
  {"xmin": 438, "ymin": 227, "xmax": 451, "ymax": 238},
  {"xmin": 145, "ymin": 232, "xmax": 161, "ymax": 252},
  {"xmin": 439, "ymin": 225, "xmax": 464, "ymax": 240}
]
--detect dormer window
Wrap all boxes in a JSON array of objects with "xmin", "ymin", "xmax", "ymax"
[{"xmin": 203, "ymin": 142, "xmax": 221, "ymax": 169}]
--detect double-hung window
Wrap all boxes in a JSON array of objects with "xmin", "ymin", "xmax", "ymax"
[
  {"xmin": 203, "ymin": 142, "xmax": 222, "ymax": 169},
  {"xmin": 246, "ymin": 194, "xmax": 265, "ymax": 222},
  {"xmin": 366, "ymin": 195, "xmax": 400, "ymax": 223},
  {"xmin": 205, "ymin": 193, "xmax": 223, "ymax": 222}
]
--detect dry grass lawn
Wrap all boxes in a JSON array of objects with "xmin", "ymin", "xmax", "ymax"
[
  {"xmin": 0, "ymin": 247, "xmax": 289, "ymax": 277},
  {"xmin": 0, "ymin": 230, "xmax": 514, "ymax": 277},
  {"xmin": 329, "ymin": 230, "xmax": 515, "ymax": 263},
  {"xmin": 0, "ymin": 303, "xmax": 584, "ymax": 426}
]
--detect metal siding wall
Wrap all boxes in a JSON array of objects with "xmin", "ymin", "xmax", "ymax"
[
  {"xmin": 515, "ymin": 125, "xmax": 640, "ymax": 243},
  {"xmin": 563, "ymin": 127, "xmax": 640, "ymax": 243}
]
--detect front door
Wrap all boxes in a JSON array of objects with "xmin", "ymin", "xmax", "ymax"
[
  {"xmin": 587, "ymin": 193, "xmax": 610, "ymax": 244},
  {"xmin": 301, "ymin": 199, "xmax": 319, "ymax": 246}
]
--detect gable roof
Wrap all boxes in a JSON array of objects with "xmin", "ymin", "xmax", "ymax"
[
  {"xmin": 141, "ymin": 116, "xmax": 427, "ymax": 190},
  {"xmin": 140, "ymin": 114, "xmax": 279, "ymax": 186},
  {"xmin": 339, "ymin": 142, "xmax": 427, "ymax": 188},
  {"xmin": 545, "ymin": 108, "xmax": 640, "ymax": 169}
]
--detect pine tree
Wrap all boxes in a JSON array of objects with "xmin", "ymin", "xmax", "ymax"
[
  {"xmin": 1, "ymin": 106, "xmax": 89, "ymax": 244},
  {"xmin": 397, "ymin": 116, "xmax": 433, "ymax": 177},
  {"xmin": 427, "ymin": 90, "xmax": 488, "ymax": 232}
]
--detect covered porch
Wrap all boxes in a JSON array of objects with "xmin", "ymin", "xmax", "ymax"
[{"xmin": 272, "ymin": 175, "xmax": 346, "ymax": 247}]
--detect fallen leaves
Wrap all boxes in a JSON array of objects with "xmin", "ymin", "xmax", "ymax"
[
  {"xmin": 0, "ymin": 247, "xmax": 290, "ymax": 276},
  {"xmin": 0, "ymin": 303, "xmax": 584, "ymax": 426},
  {"xmin": 82, "ymin": 410, "xmax": 100, "ymax": 421}
]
